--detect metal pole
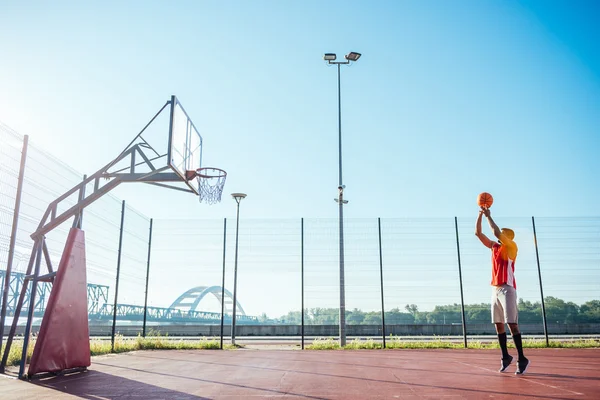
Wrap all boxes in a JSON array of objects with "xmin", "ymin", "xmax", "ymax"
[
  {"xmin": 111, "ymin": 200, "xmax": 126, "ymax": 351},
  {"xmin": 19, "ymin": 239, "xmax": 44, "ymax": 378},
  {"xmin": 337, "ymin": 62, "xmax": 347, "ymax": 347},
  {"xmin": 532, "ymin": 216, "xmax": 549, "ymax": 346},
  {"xmin": 454, "ymin": 217, "xmax": 468, "ymax": 348},
  {"xmin": 220, "ymin": 218, "xmax": 227, "ymax": 349},
  {"xmin": 378, "ymin": 218, "xmax": 386, "ymax": 348},
  {"xmin": 231, "ymin": 201, "xmax": 241, "ymax": 345},
  {"xmin": 142, "ymin": 218, "xmax": 153, "ymax": 337},
  {"xmin": 337, "ymin": 64, "xmax": 343, "ymax": 186},
  {"xmin": 301, "ymin": 218, "xmax": 305, "ymax": 349},
  {"xmin": 0, "ymin": 241, "xmax": 38, "ymax": 373},
  {"xmin": 0, "ymin": 135, "xmax": 28, "ymax": 351}
]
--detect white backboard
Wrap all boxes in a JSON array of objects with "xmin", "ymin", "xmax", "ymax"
[{"xmin": 168, "ymin": 96, "xmax": 203, "ymax": 194}]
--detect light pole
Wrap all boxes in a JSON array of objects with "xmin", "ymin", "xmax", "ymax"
[
  {"xmin": 231, "ymin": 192, "xmax": 246, "ymax": 346},
  {"xmin": 323, "ymin": 51, "xmax": 361, "ymax": 346}
]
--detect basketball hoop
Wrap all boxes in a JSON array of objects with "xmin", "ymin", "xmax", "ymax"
[{"xmin": 186, "ymin": 167, "xmax": 227, "ymax": 204}]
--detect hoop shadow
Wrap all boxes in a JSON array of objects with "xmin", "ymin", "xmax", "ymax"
[{"xmin": 31, "ymin": 369, "xmax": 209, "ymax": 400}]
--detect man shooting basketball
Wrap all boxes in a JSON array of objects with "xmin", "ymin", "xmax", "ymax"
[{"xmin": 475, "ymin": 207, "xmax": 530, "ymax": 375}]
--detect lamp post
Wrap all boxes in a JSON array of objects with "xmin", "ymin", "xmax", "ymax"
[
  {"xmin": 231, "ymin": 192, "xmax": 246, "ymax": 345},
  {"xmin": 323, "ymin": 51, "xmax": 361, "ymax": 346}
]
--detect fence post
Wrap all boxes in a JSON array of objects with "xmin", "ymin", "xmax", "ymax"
[
  {"xmin": 111, "ymin": 200, "xmax": 126, "ymax": 351},
  {"xmin": 220, "ymin": 218, "xmax": 227, "ymax": 349},
  {"xmin": 0, "ymin": 135, "xmax": 28, "ymax": 351},
  {"xmin": 0, "ymin": 240, "xmax": 39, "ymax": 373},
  {"xmin": 532, "ymin": 216, "xmax": 549, "ymax": 346},
  {"xmin": 454, "ymin": 217, "xmax": 468, "ymax": 348},
  {"xmin": 301, "ymin": 218, "xmax": 305, "ymax": 349},
  {"xmin": 377, "ymin": 218, "xmax": 386, "ymax": 348},
  {"xmin": 142, "ymin": 218, "xmax": 153, "ymax": 337}
]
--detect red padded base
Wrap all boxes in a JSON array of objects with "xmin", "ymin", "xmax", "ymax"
[{"xmin": 28, "ymin": 228, "xmax": 91, "ymax": 376}]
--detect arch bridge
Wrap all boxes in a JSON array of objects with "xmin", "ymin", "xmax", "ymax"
[
  {"xmin": 0, "ymin": 272, "xmax": 257, "ymax": 324},
  {"xmin": 169, "ymin": 285, "xmax": 246, "ymax": 316}
]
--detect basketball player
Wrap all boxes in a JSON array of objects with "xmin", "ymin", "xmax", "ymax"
[{"xmin": 475, "ymin": 207, "xmax": 530, "ymax": 375}]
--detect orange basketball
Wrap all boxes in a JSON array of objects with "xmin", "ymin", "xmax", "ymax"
[{"xmin": 477, "ymin": 192, "xmax": 493, "ymax": 208}]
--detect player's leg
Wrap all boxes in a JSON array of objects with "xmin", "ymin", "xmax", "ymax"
[
  {"xmin": 492, "ymin": 286, "xmax": 513, "ymax": 372},
  {"xmin": 506, "ymin": 287, "xmax": 529, "ymax": 375},
  {"xmin": 495, "ymin": 323, "xmax": 505, "ymax": 334},
  {"xmin": 508, "ymin": 323, "xmax": 526, "ymax": 364}
]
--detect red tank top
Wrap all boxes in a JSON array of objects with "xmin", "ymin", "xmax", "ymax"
[{"xmin": 491, "ymin": 242, "xmax": 517, "ymax": 288}]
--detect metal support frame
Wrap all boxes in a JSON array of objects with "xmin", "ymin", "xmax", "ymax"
[
  {"xmin": 73, "ymin": 174, "xmax": 87, "ymax": 230},
  {"xmin": 19, "ymin": 239, "xmax": 44, "ymax": 377},
  {"xmin": 0, "ymin": 97, "xmax": 203, "ymax": 378},
  {"xmin": 0, "ymin": 242, "xmax": 37, "ymax": 372}
]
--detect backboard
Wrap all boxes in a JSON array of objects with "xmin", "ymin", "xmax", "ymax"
[{"xmin": 168, "ymin": 95, "xmax": 203, "ymax": 194}]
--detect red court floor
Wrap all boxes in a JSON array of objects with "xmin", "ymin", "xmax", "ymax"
[{"xmin": 0, "ymin": 348, "xmax": 598, "ymax": 399}]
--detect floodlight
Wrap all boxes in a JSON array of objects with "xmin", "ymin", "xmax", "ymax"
[
  {"xmin": 345, "ymin": 52, "xmax": 361, "ymax": 62},
  {"xmin": 231, "ymin": 193, "xmax": 247, "ymax": 201}
]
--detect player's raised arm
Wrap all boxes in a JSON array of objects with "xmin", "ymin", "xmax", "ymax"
[
  {"xmin": 475, "ymin": 208, "xmax": 493, "ymax": 248},
  {"xmin": 482, "ymin": 207, "xmax": 503, "ymax": 241}
]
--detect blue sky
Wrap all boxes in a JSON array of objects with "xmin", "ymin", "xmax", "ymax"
[
  {"xmin": 1, "ymin": 1, "xmax": 599, "ymax": 317},
  {"xmin": 1, "ymin": 0, "xmax": 599, "ymax": 221}
]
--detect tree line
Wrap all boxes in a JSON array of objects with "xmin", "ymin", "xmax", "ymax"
[{"xmin": 270, "ymin": 297, "xmax": 600, "ymax": 325}]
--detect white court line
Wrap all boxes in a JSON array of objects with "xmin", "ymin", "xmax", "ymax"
[
  {"xmin": 455, "ymin": 362, "xmax": 584, "ymax": 396},
  {"xmin": 392, "ymin": 372, "xmax": 420, "ymax": 397},
  {"xmin": 392, "ymin": 372, "xmax": 464, "ymax": 398}
]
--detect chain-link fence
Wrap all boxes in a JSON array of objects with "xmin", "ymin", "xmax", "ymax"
[{"xmin": 2, "ymin": 123, "xmax": 599, "ymax": 347}]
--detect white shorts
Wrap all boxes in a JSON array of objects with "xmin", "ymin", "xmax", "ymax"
[{"xmin": 491, "ymin": 285, "xmax": 518, "ymax": 324}]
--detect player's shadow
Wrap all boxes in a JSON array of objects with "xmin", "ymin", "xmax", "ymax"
[{"xmin": 31, "ymin": 369, "xmax": 209, "ymax": 399}]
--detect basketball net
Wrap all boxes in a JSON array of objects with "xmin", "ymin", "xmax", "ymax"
[{"xmin": 195, "ymin": 167, "xmax": 227, "ymax": 204}]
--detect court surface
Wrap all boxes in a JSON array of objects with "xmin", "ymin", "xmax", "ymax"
[{"xmin": 0, "ymin": 348, "xmax": 598, "ymax": 399}]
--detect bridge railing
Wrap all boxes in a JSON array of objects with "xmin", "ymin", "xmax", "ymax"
[
  {"xmin": 91, "ymin": 303, "xmax": 259, "ymax": 324},
  {"xmin": 0, "ymin": 270, "xmax": 109, "ymax": 317}
]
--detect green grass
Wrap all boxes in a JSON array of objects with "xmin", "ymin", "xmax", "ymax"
[
  {"xmin": 307, "ymin": 336, "xmax": 600, "ymax": 350},
  {"xmin": 385, "ymin": 338, "xmax": 467, "ymax": 349},
  {"xmin": 91, "ymin": 334, "xmax": 221, "ymax": 354},
  {"xmin": 345, "ymin": 338, "xmax": 383, "ymax": 349},
  {"xmin": 525, "ymin": 339, "xmax": 600, "ymax": 348},
  {"xmin": 1, "ymin": 339, "xmax": 35, "ymax": 367},
  {"xmin": 3, "ymin": 333, "xmax": 222, "ymax": 367},
  {"xmin": 307, "ymin": 338, "xmax": 341, "ymax": 350}
]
